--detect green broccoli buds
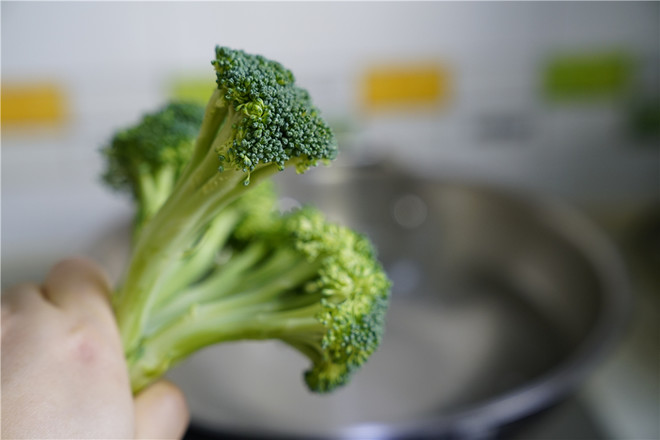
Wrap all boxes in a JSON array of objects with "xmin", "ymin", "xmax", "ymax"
[
  {"xmin": 211, "ymin": 46, "xmax": 337, "ymax": 177},
  {"xmin": 280, "ymin": 208, "xmax": 391, "ymax": 392},
  {"xmin": 102, "ymin": 101, "xmax": 205, "ymax": 232}
]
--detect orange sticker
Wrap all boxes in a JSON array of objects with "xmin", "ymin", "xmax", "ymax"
[
  {"xmin": 1, "ymin": 82, "xmax": 67, "ymax": 126},
  {"xmin": 362, "ymin": 63, "xmax": 450, "ymax": 112}
]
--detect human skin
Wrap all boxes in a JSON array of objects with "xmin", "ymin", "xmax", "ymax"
[{"xmin": 1, "ymin": 258, "xmax": 189, "ymax": 439}]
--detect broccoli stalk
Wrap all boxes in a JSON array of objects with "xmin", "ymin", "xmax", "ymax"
[{"xmin": 149, "ymin": 180, "xmax": 279, "ymax": 313}]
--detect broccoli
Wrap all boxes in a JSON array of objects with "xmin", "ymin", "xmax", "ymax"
[
  {"xmin": 106, "ymin": 46, "xmax": 390, "ymax": 394},
  {"xmin": 131, "ymin": 206, "xmax": 390, "ymax": 393}
]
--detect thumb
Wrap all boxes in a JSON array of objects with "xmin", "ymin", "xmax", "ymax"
[{"xmin": 134, "ymin": 380, "xmax": 189, "ymax": 439}]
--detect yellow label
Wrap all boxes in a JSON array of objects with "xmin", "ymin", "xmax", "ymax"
[
  {"xmin": 362, "ymin": 63, "xmax": 450, "ymax": 112},
  {"xmin": 1, "ymin": 83, "xmax": 67, "ymax": 126}
]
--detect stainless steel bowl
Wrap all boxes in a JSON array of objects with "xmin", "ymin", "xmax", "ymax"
[{"xmin": 168, "ymin": 160, "xmax": 630, "ymax": 440}]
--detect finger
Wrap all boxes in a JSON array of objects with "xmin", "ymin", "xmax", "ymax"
[
  {"xmin": 1, "ymin": 282, "xmax": 55, "ymax": 316},
  {"xmin": 42, "ymin": 258, "xmax": 114, "ymax": 324},
  {"xmin": 134, "ymin": 380, "xmax": 189, "ymax": 440}
]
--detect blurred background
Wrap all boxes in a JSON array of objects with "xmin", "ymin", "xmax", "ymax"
[{"xmin": 2, "ymin": 2, "xmax": 658, "ymax": 439}]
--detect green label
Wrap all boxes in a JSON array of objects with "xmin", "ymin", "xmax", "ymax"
[{"xmin": 543, "ymin": 52, "xmax": 634, "ymax": 102}]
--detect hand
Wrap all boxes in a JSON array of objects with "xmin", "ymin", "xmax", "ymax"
[{"xmin": 1, "ymin": 258, "xmax": 189, "ymax": 439}]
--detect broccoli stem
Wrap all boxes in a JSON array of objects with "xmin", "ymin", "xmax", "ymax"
[
  {"xmin": 128, "ymin": 262, "xmax": 325, "ymax": 392},
  {"xmin": 114, "ymin": 178, "xmax": 212, "ymax": 355},
  {"xmin": 173, "ymin": 89, "xmax": 227, "ymax": 189},
  {"xmin": 145, "ymin": 241, "xmax": 270, "ymax": 335},
  {"xmin": 150, "ymin": 209, "xmax": 242, "ymax": 309},
  {"xmin": 135, "ymin": 167, "xmax": 178, "ymax": 237},
  {"xmin": 145, "ymin": 246, "xmax": 319, "ymax": 335}
]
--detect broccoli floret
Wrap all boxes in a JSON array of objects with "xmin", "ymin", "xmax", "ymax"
[
  {"xmin": 182, "ymin": 46, "xmax": 337, "ymax": 186},
  {"xmin": 128, "ymin": 207, "xmax": 391, "ymax": 393},
  {"xmin": 105, "ymin": 46, "xmax": 388, "ymax": 395},
  {"xmin": 102, "ymin": 101, "xmax": 205, "ymax": 234}
]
